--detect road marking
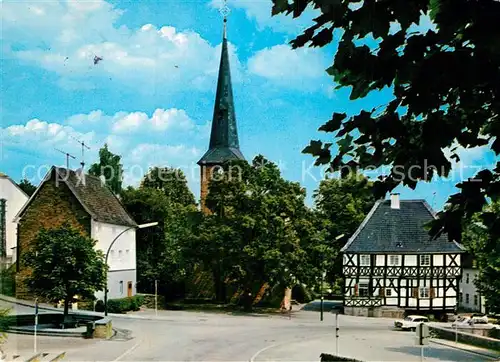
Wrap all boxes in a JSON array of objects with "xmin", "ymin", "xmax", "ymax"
[
  {"xmin": 249, "ymin": 335, "xmax": 330, "ymax": 362},
  {"xmin": 112, "ymin": 339, "xmax": 142, "ymax": 361}
]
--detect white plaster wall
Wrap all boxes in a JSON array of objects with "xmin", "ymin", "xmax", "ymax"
[
  {"xmin": 91, "ymin": 220, "xmax": 136, "ymax": 300},
  {"xmin": 0, "ymin": 177, "xmax": 28, "ymax": 263},
  {"xmin": 91, "ymin": 220, "xmax": 136, "ymax": 272},
  {"xmin": 460, "ymin": 268, "xmax": 481, "ymax": 311},
  {"xmin": 376, "ymin": 255, "xmax": 385, "ymax": 266},
  {"xmin": 405, "ymin": 255, "xmax": 417, "ymax": 266},
  {"xmin": 433, "ymin": 254, "xmax": 444, "ymax": 266}
]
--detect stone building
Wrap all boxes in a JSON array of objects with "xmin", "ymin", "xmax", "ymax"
[{"xmin": 14, "ymin": 166, "xmax": 137, "ymax": 300}]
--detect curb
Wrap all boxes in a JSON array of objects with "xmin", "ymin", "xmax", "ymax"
[{"xmin": 430, "ymin": 339, "xmax": 500, "ymax": 360}]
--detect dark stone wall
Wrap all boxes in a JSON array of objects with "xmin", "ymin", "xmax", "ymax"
[
  {"xmin": 429, "ymin": 325, "xmax": 500, "ymax": 351},
  {"xmin": 16, "ymin": 175, "xmax": 91, "ymax": 299}
]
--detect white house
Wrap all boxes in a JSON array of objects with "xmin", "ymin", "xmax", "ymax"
[
  {"xmin": 459, "ymin": 254, "xmax": 486, "ymax": 313},
  {"xmin": 0, "ymin": 173, "xmax": 29, "ymax": 268},
  {"xmin": 15, "ymin": 166, "xmax": 137, "ymax": 300},
  {"xmin": 341, "ymin": 194, "xmax": 465, "ymax": 318}
]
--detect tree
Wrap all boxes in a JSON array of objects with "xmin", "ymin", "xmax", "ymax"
[
  {"xmin": 461, "ymin": 200, "xmax": 500, "ymax": 314},
  {"xmin": 89, "ymin": 144, "xmax": 123, "ymax": 195},
  {"xmin": 314, "ymin": 173, "xmax": 377, "ymax": 286},
  {"xmin": 23, "ymin": 224, "xmax": 106, "ymax": 319},
  {"xmin": 18, "ymin": 178, "xmax": 36, "ymax": 196},
  {"xmin": 141, "ymin": 166, "xmax": 196, "ymax": 206},
  {"xmin": 121, "ymin": 167, "xmax": 197, "ymax": 299},
  {"xmin": 272, "ymin": 0, "xmax": 500, "ymax": 244},
  {"xmin": 191, "ymin": 156, "xmax": 321, "ymax": 310}
]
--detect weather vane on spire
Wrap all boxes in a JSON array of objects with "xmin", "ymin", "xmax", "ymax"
[{"xmin": 219, "ymin": 0, "xmax": 231, "ymax": 20}]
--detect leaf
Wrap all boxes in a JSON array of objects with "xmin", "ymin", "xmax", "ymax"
[
  {"xmin": 319, "ymin": 112, "xmax": 347, "ymax": 132},
  {"xmin": 271, "ymin": 0, "xmax": 290, "ymax": 15},
  {"xmin": 302, "ymin": 140, "xmax": 324, "ymax": 156}
]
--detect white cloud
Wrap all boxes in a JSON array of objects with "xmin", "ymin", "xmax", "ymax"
[
  {"xmin": 1, "ymin": 108, "xmax": 208, "ymax": 193},
  {"xmin": 2, "ymin": 0, "xmax": 244, "ymax": 92},
  {"xmin": 248, "ymin": 44, "xmax": 328, "ymax": 87},
  {"xmin": 210, "ymin": 0, "xmax": 319, "ymax": 34}
]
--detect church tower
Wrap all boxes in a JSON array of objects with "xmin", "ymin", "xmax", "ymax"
[{"xmin": 197, "ymin": 12, "xmax": 244, "ymax": 213}]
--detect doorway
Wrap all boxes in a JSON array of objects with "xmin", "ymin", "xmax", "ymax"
[{"xmin": 127, "ymin": 281, "xmax": 133, "ymax": 297}]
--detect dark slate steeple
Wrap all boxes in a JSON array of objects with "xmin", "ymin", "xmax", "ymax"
[{"xmin": 198, "ymin": 18, "xmax": 244, "ymax": 165}]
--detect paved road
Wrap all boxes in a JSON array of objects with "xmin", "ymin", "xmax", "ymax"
[{"xmin": 1, "ymin": 301, "xmax": 496, "ymax": 361}]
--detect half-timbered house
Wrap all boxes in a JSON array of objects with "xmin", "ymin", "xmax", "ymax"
[{"xmin": 341, "ymin": 194, "xmax": 465, "ymax": 318}]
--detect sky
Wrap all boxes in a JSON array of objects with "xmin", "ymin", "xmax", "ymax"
[{"xmin": 1, "ymin": 0, "xmax": 497, "ymax": 210}]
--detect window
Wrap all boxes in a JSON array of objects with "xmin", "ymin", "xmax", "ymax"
[
  {"xmin": 360, "ymin": 255, "xmax": 370, "ymax": 266},
  {"xmin": 389, "ymin": 255, "xmax": 400, "ymax": 266},
  {"xmin": 359, "ymin": 283, "xmax": 370, "ymax": 297},
  {"xmin": 119, "ymin": 281, "xmax": 123, "ymax": 294},
  {"xmin": 420, "ymin": 255, "xmax": 431, "ymax": 266},
  {"xmin": 459, "ymin": 292, "xmax": 463, "ymax": 303},
  {"xmin": 419, "ymin": 287, "xmax": 430, "ymax": 298},
  {"xmin": 466, "ymin": 273, "xmax": 469, "ymax": 284},
  {"xmin": 466, "ymin": 293, "xmax": 470, "ymax": 304},
  {"xmin": 386, "ymin": 289, "xmax": 392, "ymax": 297},
  {"xmin": 474, "ymin": 295, "xmax": 478, "ymax": 306}
]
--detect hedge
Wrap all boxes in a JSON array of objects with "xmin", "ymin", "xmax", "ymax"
[{"xmin": 95, "ymin": 295, "xmax": 144, "ymax": 314}]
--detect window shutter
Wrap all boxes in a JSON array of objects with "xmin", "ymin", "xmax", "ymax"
[
  {"xmin": 430, "ymin": 288, "xmax": 435, "ymax": 299},
  {"xmin": 412, "ymin": 288, "xmax": 419, "ymax": 298},
  {"xmin": 379, "ymin": 288, "xmax": 385, "ymax": 297},
  {"xmin": 354, "ymin": 284, "xmax": 358, "ymax": 297}
]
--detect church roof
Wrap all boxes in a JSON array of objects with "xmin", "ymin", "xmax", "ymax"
[
  {"xmin": 341, "ymin": 199, "xmax": 465, "ymax": 254},
  {"xmin": 16, "ymin": 166, "xmax": 137, "ymax": 227},
  {"xmin": 198, "ymin": 20, "xmax": 244, "ymax": 165}
]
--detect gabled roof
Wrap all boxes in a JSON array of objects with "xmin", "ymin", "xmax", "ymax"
[
  {"xmin": 341, "ymin": 199, "xmax": 465, "ymax": 254},
  {"xmin": 16, "ymin": 166, "xmax": 136, "ymax": 227},
  {"xmin": 0, "ymin": 172, "xmax": 29, "ymax": 199},
  {"xmin": 198, "ymin": 20, "xmax": 244, "ymax": 166}
]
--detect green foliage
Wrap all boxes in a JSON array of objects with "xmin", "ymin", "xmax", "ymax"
[
  {"xmin": 18, "ymin": 178, "xmax": 36, "ymax": 196},
  {"xmin": 291, "ymin": 284, "xmax": 313, "ymax": 304},
  {"xmin": 95, "ymin": 300, "xmax": 105, "ymax": 313},
  {"xmin": 140, "ymin": 166, "xmax": 196, "ymax": 206},
  {"xmin": 107, "ymin": 296, "xmax": 144, "ymax": 314},
  {"xmin": 190, "ymin": 155, "xmax": 324, "ymax": 308},
  {"xmin": 0, "ymin": 266, "xmax": 16, "ymax": 297},
  {"xmin": 121, "ymin": 167, "xmax": 197, "ymax": 300},
  {"xmin": 313, "ymin": 173, "xmax": 377, "ymax": 284},
  {"xmin": 273, "ymin": 0, "xmax": 500, "ymax": 246},
  {"xmin": 89, "ymin": 144, "xmax": 123, "ymax": 195},
  {"xmin": 0, "ymin": 308, "xmax": 9, "ymax": 351},
  {"xmin": 22, "ymin": 223, "xmax": 106, "ymax": 317},
  {"xmin": 462, "ymin": 200, "xmax": 500, "ymax": 314}
]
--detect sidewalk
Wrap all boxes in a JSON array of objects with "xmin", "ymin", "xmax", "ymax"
[{"xmin": 431, "ymin": 338, "xmax": 500, "ymax": 360}]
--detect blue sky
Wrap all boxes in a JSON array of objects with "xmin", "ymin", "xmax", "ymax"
[{"xmin": 1, "ymin": 0, "xmax": 497, "ymax": 209}]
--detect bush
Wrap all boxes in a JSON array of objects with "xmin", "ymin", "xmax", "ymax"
[
  {"xmin": 0, "ymin": 267, "xmax": 16, "ymax": 297},
  {"xmin": 106, "ymin": 296, "xmax": 144, "ymax": 314},
  {"xmin": 95, "ymin": 300, "xmax": 105, "ymax": 312},
  {"xmin": 292, "ymin": 284, "xmax": 313, "ymax": 304}
]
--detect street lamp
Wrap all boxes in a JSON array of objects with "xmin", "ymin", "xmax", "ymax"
[
  {"xmin": 320, "ymin": 269, "xmax": 327, "ymax": 321},
  {"xmin": 104, "ymin": 221, "xmax": 158, "ymax": 316}
]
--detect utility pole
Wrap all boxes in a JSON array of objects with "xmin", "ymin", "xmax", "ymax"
[
  {"xmin": 71, "ymin": 136, "xmax": 90, "ymax": 170},
  {"xmin": 55, "ymin": 148, "xmax": 76, "ymax": 169}
]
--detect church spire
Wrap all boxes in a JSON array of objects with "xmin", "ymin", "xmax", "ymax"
[{"xmin": 197, "ymin": 3, "xmax": 244, "ymax": 166}]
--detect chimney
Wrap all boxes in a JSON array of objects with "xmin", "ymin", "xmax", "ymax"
[{"xmin": 390, "ymin": 193, "xmax": 400, "ymax": 209}]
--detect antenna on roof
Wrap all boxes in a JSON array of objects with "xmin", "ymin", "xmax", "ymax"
[
  {"xmin": 71, "ymin": 136, "xmax": 91, "ymax": 170},
  {"xmin": 55, "ymin": 148, "xmax": 76, "ymax": 169}
]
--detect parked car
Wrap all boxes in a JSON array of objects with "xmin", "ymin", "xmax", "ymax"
[
  {"xmin": 394, "ymin": 315, "xmax": 429, "ymax": 331},
  {"xmin": 452, "ymin": 315, "xmax": 496, "ymax": 329}
]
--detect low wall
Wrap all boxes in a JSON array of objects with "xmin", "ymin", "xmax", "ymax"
[
  {"xmin": 344, "ymin": 307, "xmax": 381, "ymax": 317},
  {"xmin": 429, "ymin": 325, "xmax": 500, "ymax": 351}
]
